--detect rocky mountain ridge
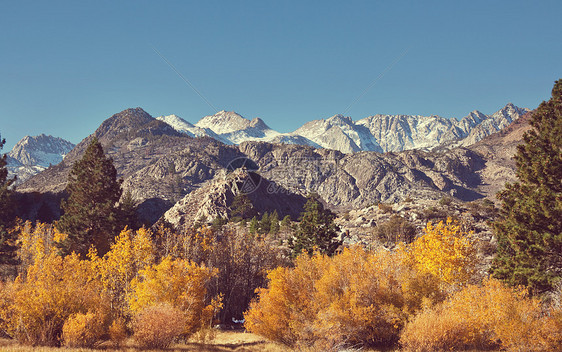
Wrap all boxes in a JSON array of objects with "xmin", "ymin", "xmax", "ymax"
[{"xmin": 157, "ymin": 103, "xmax": 529, "ymax": 154}]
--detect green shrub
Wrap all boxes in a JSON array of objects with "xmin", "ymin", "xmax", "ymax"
[{"xmin": 374, "ymin": 215, "xmax": 417, "ymax": 246}]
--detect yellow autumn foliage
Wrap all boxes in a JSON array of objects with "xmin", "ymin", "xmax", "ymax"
[
  {"xmin": 90, "ymin": 227, "xmax": 154, "ymax": 317},
  {"xmin": 129, "ymin": 256, "xmax": 221, "ymax": 337},
  {"xmin": 400, "ymin": 278, "xmax": 562, "ymax": 352},
  {"xmin": 245, "ymin": 246, "xmax": 444, "ymax": 349},
  {"xmin": 62, "ymin": 311, "xmax": 106, "ymax": 348},
  {"xmin": 406, "ymin": 217, "xmax": 477, "ymax": 288},
  {"xmin": 15, "ymin": 221, "xmax": 67, "ymax": 271},
  {"xmin": 0, "ymin": 252, "xmax": 108, "ymax": 346}
]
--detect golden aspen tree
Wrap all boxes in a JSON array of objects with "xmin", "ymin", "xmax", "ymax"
[
  {"xmin": 90, "ymin": 227, "xmax": 154, "ymax": 317},
  {"xmin": 408, "ymin": 217, "xmax": 477, "ymax": 287},
  {"xmin": 129, "ymin": 256, "xmax": 221, "ymax": 337}
]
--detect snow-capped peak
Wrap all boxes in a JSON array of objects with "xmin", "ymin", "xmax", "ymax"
[
  {"xmin": 196, "ymin": 111, "xmax": 256, "ymax": 134},
  {"xmin": 7, "ymin": 134, "xmax": 75, "ymax": 184}
]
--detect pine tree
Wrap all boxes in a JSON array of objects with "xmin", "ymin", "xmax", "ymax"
[
  {"xmin": 280, "ymin": 215, "xmax": 292, "ymax": 232},
  {"xmin": 119, "ymin": 190, "xmax": 140, "ymax": 229},
  {"xmin": 249, "ymin": 216, "xmax": 259, "ymax": 235},
  {"xmin": 289, "ymin": 194, "xmax": 342, "ymax": 257},
  {"xmin": 258, "ymin": 212, "xmax": 270, "ymax": 235},
  {"xmin": 269, "ymin": 210, "xmax": 280, "ymax": 235},
  {"xmin": 230, "ymin": 193, "xmax": 256, "ymax": 222},
  {"xmin": 491, "ymin": 79, "xmax": 562, "ymax": 294},
  {"xmin": 56, "ymin": 138, "xmax": 123, "ymax": 257},
  {"xmin": 0, "ymin": 135, "xmax": 17, "ymax": 264}
]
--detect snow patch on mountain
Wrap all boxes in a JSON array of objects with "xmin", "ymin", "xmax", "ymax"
[{"xmin": 156, "ymin": 114, "xmax": 231, "ymax": 144}]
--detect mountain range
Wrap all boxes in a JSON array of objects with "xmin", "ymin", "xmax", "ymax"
[
  {"xmin": 12, "ymin": 104, "xmax": 532, "ymax": 227},
  {"xmin": 7, "ymin": 103, "xmax": 527, "ymax": 184},
  {"xmin": 156, "ymin": 103, "xmax": 529, "ymax": 154}
]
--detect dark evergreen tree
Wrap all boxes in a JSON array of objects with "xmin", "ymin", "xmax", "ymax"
[
  {"xmin": 230, "ymin": 193, "xmax": 256, "ymax": 222},
  {"xmin": 258, "ymin": 212, "xmax": 271, "ymax": 235},
  {"xmin": 0, "ymin": 135, "xmax": 17, "ymax": 264},
  {"xmin": 211, "ymin": 216, "xmax": 228, "ymax": 231},
  {"xmin": 289, "ymin": 194, "xmax": 342, "ymax": 257},
  {"xmin": 119, "ymin": 190, "xmax": 140, "ymax": 229},
  {"xmin": 280, "ymin": 215, "xmax": 292, "ymax": 232},
  {"xmin": 249, "ymin": 216, "xmax": 259, "ymax": 235},
  {"xmin": 56, "ymin": 138, "xmax": 122, "ymax": 257},
  {"xmin": 269, "ymin": 210, "xmax": 280, "ymax": 235},
  {"xmin": 491, "ymin": 79, "xmax": 562, "ymax": 294}
]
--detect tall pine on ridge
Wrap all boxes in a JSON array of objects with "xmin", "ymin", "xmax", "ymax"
[
  {"xmin": 57, "ymin": 137, "xmax": 123, "ymax": 257},
  {"xmin": 491, "ymin": 79, "xmax": 562, "ymax": 294}
]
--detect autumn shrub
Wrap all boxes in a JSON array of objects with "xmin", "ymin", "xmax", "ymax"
[
  {"xmin": 132, "ymin": 303, "xmax": 186, "ymax": 349},
  {"xmin": 155, "ymin": 225, "xmax": 286, "ymax": 324},
  {"xmin": 108, "ymin": 317, "xmax": 127, "ymax": 348},
  {"xmin": 62, "ymin": 311, "xmax": 105, "ymax": 348},
  {"xmin": 405, "ymin": 217, "xmax": 477, "ymax": 289},
  {"xmin": 420, "ymin": 206, "xmax": 446, "ymax": 221},
  {"xmin": 245, "ymin": 246, "xmax": 441, "ymax": 349},
  {"xmin": 0, "ymin": 252, "xmax": 107, "ymax": 346},
  {"xmin": 400, "ymin": 278, "xmax": 562, "ymax": 352},
  {"xmin": 377, "ymin": 202, "xmax": 394, "ymax": 213},
  {"xmin": 129, "ymin": 256, "xmax": 221, "ymax": 337}
]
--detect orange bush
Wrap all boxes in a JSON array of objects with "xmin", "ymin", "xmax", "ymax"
[
  {"xmin": 0, "ymin": 252, "xmax": 107, "ymax": 346},
  {"xmin": 62, "ymin": 311, "xmax": 105, "ymax": 348},
  {"xmin": 132, "ymin": 303, "xmax": 186, "ymax": 349},
  {"xmin": 245, "ymin": 246, "xmax": 442, "ymax": 349},
  {"xmin": 129, "ymin": 256, "xmax": 221, "ymax": 337},
  {"xmin": 400, "ymin": 278, "xmax": 562, "ymax": 352}
]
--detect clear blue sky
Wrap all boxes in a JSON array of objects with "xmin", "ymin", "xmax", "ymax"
[{"xmin": 1, "ymin": 0, "xmax": 561, "ymax": 150}]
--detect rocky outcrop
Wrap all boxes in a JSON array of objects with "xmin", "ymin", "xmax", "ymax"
[{"xmin": 162, "ymin": 168, "xmax": 307, "ymax": 228}]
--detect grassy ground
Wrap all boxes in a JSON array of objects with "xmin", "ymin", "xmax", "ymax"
[{"xmin": 0, "ymin": 331, "xmax": 289, "ymax": 352}]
